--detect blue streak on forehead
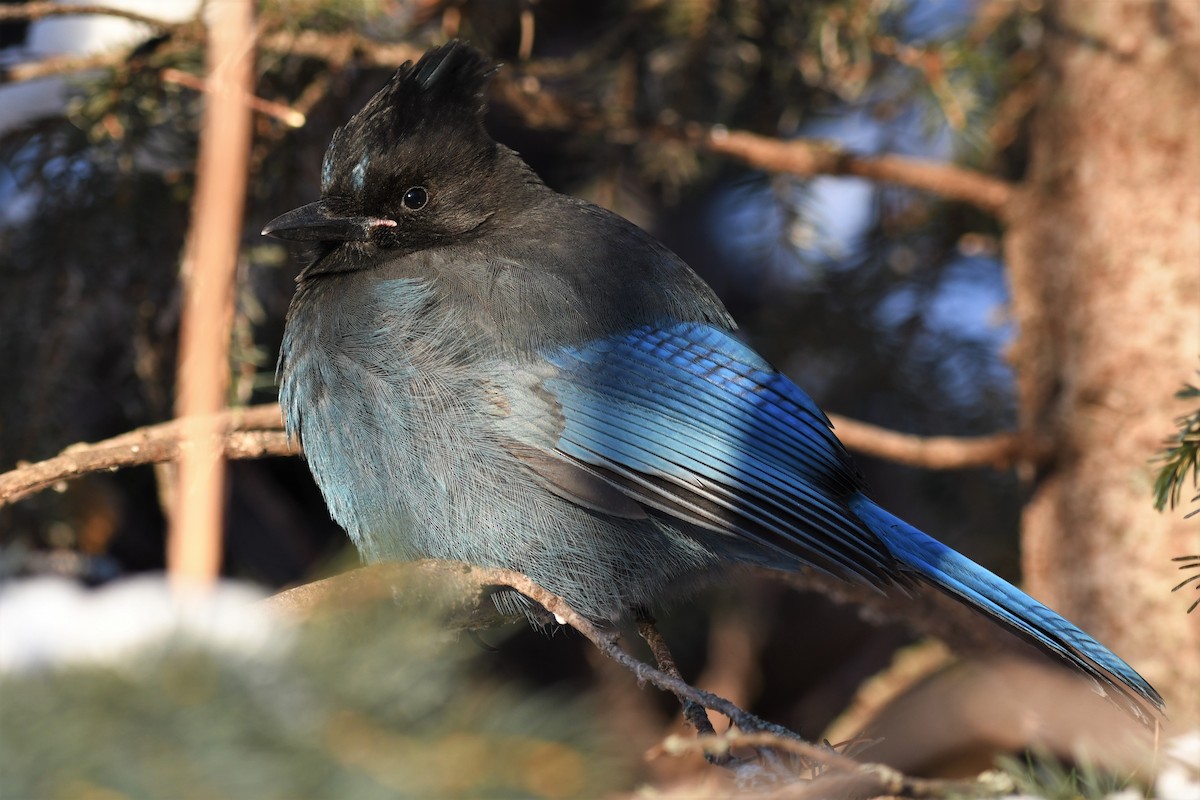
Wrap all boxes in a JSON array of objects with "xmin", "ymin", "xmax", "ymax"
[
  {"xmin": 351, "ymin": 155, "xmax": 369, "ymax": 192},
  {"xmin": 321, "ymin": 148, "xmax": 336, "ymax": 193}
]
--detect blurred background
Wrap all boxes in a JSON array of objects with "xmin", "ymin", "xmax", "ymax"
[{"xmin": 0, "ymin": 1, "xmax": 1197, "ymax": 797}]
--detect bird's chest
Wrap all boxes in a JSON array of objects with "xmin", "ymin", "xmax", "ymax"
[{"xmin": 279, "ymin": 278, "xmax": 500, "ymax": 555}]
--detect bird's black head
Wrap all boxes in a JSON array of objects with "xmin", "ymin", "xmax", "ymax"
[{"xmin": 264, "ymin": 41, "xmax": 520, "ymax": 269}]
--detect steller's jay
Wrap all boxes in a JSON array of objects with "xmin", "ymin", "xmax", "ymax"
[{"xmin": 264, "ymin": 42, "xmax": 1162, "ymax": 719}]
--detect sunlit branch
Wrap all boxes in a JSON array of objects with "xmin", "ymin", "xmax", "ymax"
[
  {"xmin": 699, "ymin": 127, "xmax": 1014, "ymax": 217},
  {"xmin": 0, "ymin": 407, "xmax": 289, "ymax": 507}
]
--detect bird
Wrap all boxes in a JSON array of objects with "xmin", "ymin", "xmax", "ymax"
[{"xmin": 263, "ymin": 41, "xmax": 1162, "ymax": 720}]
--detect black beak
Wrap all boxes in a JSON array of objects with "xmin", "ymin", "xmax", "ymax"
[{"xmin": 261, "ymin": 201, "xmax": 396, "ymax": 242}]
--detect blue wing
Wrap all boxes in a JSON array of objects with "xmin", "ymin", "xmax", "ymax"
[
  {"xmin": 534, "ymin": 321, "xmax": 1163, "ymax": 716},
  {"xmin": 540, "ymin": 322, "xmax": 899, "ymax": 585}
]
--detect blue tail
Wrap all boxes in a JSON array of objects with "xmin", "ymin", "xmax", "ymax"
[{"xmin": 848, "ymin": 494, "xmax": 1163, "ymax": 718}]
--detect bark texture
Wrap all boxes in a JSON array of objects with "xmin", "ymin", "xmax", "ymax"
[{"xmin": 1006, "ymin": 0, "xmax": 1200, "ymax": 723}]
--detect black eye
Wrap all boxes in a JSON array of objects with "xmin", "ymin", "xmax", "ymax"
[{"xmin": 402, "ymin": 186, "xmax": 428, "ymax": 210}]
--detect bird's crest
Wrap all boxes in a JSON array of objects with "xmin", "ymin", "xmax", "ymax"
[{"xmin": 321, "ymin": 41, "xmax": 498, "ymax": 194}]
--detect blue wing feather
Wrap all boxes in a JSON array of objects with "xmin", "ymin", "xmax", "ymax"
[
  {"xmin": 849, "ymin": 496, "xmax": 1163, "ymax": 714},
  {"xmin": 550, "ymin": 384, "xmax": 887, "ymax": 571},
  {"xmin": 543, "ymin": 322, "xmax": 896, "ymax": 583}
]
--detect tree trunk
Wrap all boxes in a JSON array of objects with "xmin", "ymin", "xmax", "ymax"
[{"xmin": 1006, "ymin": 0, "xmax": 1200, "ymax": 723}]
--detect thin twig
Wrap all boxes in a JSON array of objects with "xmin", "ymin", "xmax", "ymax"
[
  {"xmin": 517, "ymin": 3, "xmax": 536, "ymax": 61},
  {"xmin": 0, "ymin": 428, "xmax": 292, "ymax": 507},
  {"xmin": 2, "ymin": 52, "xmax": 128, "ymax": 84},
  {"xmin": 636, "ymin": 614, "xmax": 720, "ymax": 740},
  {"xmin": 256, "ymin": 30, "xmax": 422, "ymax": 71},
  {"xmin": 826, "ymin": 414, "xmax": 1026, "ymax": 470},
  {"xmin": 821, "ymin": 640, "xmax": 953, "ymax": 747},
  {"xmin": 698, "ymin": 126, "xmax": 1014, "ymax": 217},
  {"xmin": 0, "ymin": 407, "xmax": 289, "ymax": 508},
  {"xmin": 160, "ymin": 67, "xmax": 305, "ymax": 127}
]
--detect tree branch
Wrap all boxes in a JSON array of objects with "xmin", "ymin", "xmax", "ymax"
[
  {"xmin": 0, "ymin": 2, "xmax": 181, "ymax": 30},
  {"xmin": 0, "ymin": 430, "xmax": 291, "ymax": 508},
  {"xmin": 0, "ymin": 407, "xmax": 290, "ymax": 508},
  {"xmin": 698, "ymin": 126, "xmax": 1014, "ymax": 217},
  {"xmin": 636, "ymin": 614, "xmax": 721, "ymax": 744},
  {"xmin": 256, "ymin": 31, "xmax": 422, "ymax": 70},
  {"xmin": 1, "ymin": 51, "xmax": 129, "ymax": 83},
  {"xmin": 161, "ymin": 67, "xmax": 305, "ymax": 128},
  {"xmin": 826, "ymin": 414, "xmax": 1024, "ymax": 470}
]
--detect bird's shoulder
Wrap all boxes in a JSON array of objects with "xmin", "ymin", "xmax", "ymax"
[{"xmin": 447, "ymin": 193, "xmax": 736, "ymax": 343}]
